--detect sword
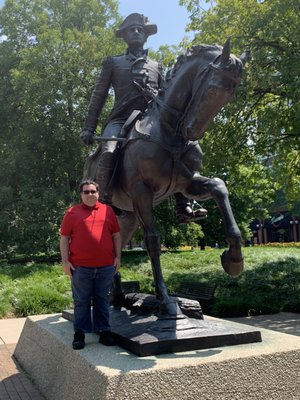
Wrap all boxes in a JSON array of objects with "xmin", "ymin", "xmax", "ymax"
[{"xmin": 93, "ymin": 136, "xmax": 127, "ymax": 142}]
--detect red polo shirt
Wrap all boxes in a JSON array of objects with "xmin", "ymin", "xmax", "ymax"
[{"xmin": 60, "ymin": 201, "xmax": 120, "ymax": 267}]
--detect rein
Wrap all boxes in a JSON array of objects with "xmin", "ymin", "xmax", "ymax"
[
  {"xmin": 174, "ymin": 58, "xmax": 240, "ymax": 137},
  {"xmin": 151, "ymin": 51, "xmax": 241, "ymax": 140},
  {"xmin": 174, "ymin": 63, "xmax": 214, "ymax": 137}
]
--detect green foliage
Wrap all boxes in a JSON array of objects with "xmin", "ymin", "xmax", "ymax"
[
  {"xmin": 0, "ymin": 274, "xmax": 15, "ymax": 317},
  {"xmin": 0, "ymin": 0, "xmax": 123, "ymax": 256},
  {"xmin": 121, "ymin": 246, "xmax": 300, "ymax": 317},
  {"xmin": 211, "ymin": 249, "xmax": 300, "ymax": 316},
  {"xmin": 0, "ymin": 0, "xmax": 299, "ymax": 257},
  {"xmin": 0, "ymin": 247, "xmax": 299, "ymax": 318},
  {"xmin": 13, "ymin": 283, "xmax": 71, "ymax": 316},
  {"xmin": 154, "ymin": 199, "xmax": 204, "ymax": 248},
  {"xmin": 0, "ymin": 262, "xmax": 72, "ymax": 317},
  {"xmin": 151, "ymin": 44, "xmax": 182, "ymax": 69},
  {"xmin": 180, "ymin": 0, "xmax": 300, "ymax": 211}
]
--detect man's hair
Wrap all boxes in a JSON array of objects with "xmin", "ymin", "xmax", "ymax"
[{"xmin": 79, "ymin": 179, "xmax": 99, "ymax": 192}]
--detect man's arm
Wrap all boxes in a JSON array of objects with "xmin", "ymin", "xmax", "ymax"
[
  {"xmin": 80, "ymin": 57, "xmax": 113, "ymax": 145},
  {"xmin": 112, "ymin": 232, "xmax": 121, "ymax": 272},
  {"xmin": 60, "ymin": 235, "xmax": 75, "ymax": 278}
]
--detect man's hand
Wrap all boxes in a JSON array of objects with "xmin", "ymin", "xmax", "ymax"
[
  {"xmin": 80, "ymin": 128, "xmax": 95, "ymax": 146},
  {"xmin": 114, "ymin": 257, "xmax": 121, "ymax": 272},
  {"xmin": 63, "ymin": 261, "xmax": 75, "ymax": 278}
]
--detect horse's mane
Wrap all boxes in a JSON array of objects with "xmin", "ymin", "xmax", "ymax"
[{"xmin": 165, "ymin": 44, "xmax": 223, "ymax": 85}]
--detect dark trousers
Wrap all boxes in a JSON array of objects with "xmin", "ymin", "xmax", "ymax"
[{"xmin": 71, "ymin": 266, "xmax": 115, "ymax": 333}]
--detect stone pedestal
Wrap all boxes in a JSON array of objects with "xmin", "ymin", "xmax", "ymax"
[{"xmin": 14, "ymin": 314, "xmax": 300, "ymax": 400}]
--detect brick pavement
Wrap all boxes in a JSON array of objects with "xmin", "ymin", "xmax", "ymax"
[{"xmin": 0, "ymin": 343, "xmax": 44, "ymax": 400}]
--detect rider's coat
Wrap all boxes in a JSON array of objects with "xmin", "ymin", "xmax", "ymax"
[{"xmin": 84, "ymin": 49, "xmax": 163, "ymax": 132}]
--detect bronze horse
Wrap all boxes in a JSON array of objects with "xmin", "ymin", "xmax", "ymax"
[{"xmin": 87, "ymin": 40, "xmax": 246, "ymax": 315}]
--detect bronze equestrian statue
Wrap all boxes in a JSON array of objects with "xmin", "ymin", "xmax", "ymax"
[
  {"xmin": 81, "ymin": 13, "xmax": 207, "ymax": 224},
  {"xmin": 82, "ymin": 14, "xmax": 247, "ymax": 316}
]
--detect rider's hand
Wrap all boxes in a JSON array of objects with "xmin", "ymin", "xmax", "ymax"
[{"xmin": 80, "ymin": 128, "xmax": 95, "ymax": 146}]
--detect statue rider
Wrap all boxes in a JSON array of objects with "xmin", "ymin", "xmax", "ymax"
[{"xmin": 80, "ymin": 13, "xmax": 207, "ymax": 223}]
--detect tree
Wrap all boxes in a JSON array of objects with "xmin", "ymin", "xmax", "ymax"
[
  {"xmin": 180, "ymin": 0, "xmax": 299, "ymax": 213},
  {"xmin": 154, "ymin": 199, "xmax": 204, "ymax": 249},
  {"xmin": 0, "ymin": 0, "xmax": 123, "ymax": 255},
  {"xmin": 0, "ymin": 1, "xmax": 204, "ymax": 255},
  {"xmin": 176, "ymin": 0, "xmax": 300, "ymax": 244}
]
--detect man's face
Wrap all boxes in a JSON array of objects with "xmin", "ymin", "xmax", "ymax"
[
  {"xmin": 123, "ymin": 25, "xmax": 147, "ymax": 48},
  {"xmin": 80, "ymin": 184, "xmax": 99, "ymax": 207}
]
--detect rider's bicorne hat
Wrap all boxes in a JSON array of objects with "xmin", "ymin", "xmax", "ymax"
[{"xmin": 116, "ymin": 13, "xmax": 157, "ymax": 38}]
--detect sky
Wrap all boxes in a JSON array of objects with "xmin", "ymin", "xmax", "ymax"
[{"xmin": 0, "ymin": 0, "xmax": 197, "ymax": 50}]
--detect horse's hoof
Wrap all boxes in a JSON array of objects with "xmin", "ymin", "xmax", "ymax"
[
  {"xmin": 159, "ymin": 300, "xmax": 182, "ymax": 317},
  {"xmin": 221, "ymin": 250, "xmax": 244, "ymax": 277}
]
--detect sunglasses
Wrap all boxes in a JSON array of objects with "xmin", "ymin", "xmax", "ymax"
[{"xmin": 82, "ymin": 190, "xmax": 98, "ymax": 195}]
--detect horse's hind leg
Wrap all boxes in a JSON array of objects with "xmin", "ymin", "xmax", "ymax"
[
  {"xmin": 189, "ymin": 176, "xmax": 243, "ymax": 277},
  {"xmin": 132, "ymin": 182, "xmax": 180, "ymax": 315}
]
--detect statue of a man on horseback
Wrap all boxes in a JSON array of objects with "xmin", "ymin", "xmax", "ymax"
[
  {"xmin": 80, "ymin": 13, "xmax": 206, "ymax": 223},
  {"xmin": 80, "ymin": 13, "xmax": 247, "ymax": 316}
]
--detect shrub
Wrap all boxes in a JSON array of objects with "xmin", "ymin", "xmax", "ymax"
[{"xmin": 13, "ymin": 284, "xmax": 72, "ymax": 317}]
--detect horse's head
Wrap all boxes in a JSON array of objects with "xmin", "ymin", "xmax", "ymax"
[{"xmin": 163, "ymin": 40, "xmax": 244, "ymax": 141}]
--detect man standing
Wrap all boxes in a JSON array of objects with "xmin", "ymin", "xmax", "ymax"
[
  {"xmin": 60, "ymin": 180, "xmax": 121, "ymax": 350},
  {"xmin": 80, "ymin": 13, "xmax": 206, "ymax": 223}
]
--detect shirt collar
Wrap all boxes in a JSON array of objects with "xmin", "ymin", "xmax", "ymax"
[{"xmin": 81, "ymin": 201, "xmax": 100, "ymax": 210}]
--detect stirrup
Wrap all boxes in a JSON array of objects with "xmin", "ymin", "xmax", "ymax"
[
  {"xmin": 191, "ymin": 200, "xmax": 207, "ymax": 218},
  {"xmin": 176, "ymin": 201, "xmax": 207, "ymax": 225}
]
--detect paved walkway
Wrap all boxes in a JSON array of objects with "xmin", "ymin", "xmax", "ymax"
[
  {"xmin": 0, "ymin": 318, "xmax": 45, "ymax": 400},
  {"xmin": 225, "ymin": 311, "xmax": 300, "ymax": 337},
  {"xmin": 0, "ymin": 312, "xmax": 299, "ymax": 400}
]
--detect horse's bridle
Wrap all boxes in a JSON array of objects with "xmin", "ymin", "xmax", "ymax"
[
  {"xmin": 209, "ymin": 62, "xmax": 241, "ymax": 85},
  {"xmin": 154, "ymin": 54, "xmax": 241, "ymax": 138},
  {"xmin": 175, "ymin": 56, "xmax": 242, "ymax": 137}
]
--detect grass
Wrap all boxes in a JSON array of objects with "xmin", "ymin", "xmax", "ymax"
[
  {"xmin": 0, "ymin": 246, "xmax": 299, "ymax": 318},
  {"xmin": 0, "ymin": 263, "xmax": 72, "ymax": 317}
]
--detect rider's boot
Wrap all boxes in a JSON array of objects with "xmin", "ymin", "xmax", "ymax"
[
  {"xmin": 96, "ymin": 151, "xmax": 124, "ymax": 216},
  {"xmin": 96, "ymin": 151, "xmax": 114, "ymax": 202},
  {"xmin": 174, "ymin": 193, "xmax": 207, "ymax": 224}
]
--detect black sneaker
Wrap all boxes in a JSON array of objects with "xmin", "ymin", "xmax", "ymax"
[
  {"xmin": 72, "ymin": 330, "xmax": 85, "ymax": 350},
  {"xmin": 99, "ymin": 331, "xmax": 116, "ymax": 346}
]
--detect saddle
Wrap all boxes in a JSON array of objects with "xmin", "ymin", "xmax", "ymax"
[{"xmin": 83, "ymin": 110, "xmax": 142, "ymax": 181}]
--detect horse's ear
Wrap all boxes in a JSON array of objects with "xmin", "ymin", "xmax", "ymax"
[
  {"xmin": 240, "ymin": 50, "xmax": 251, "ymax": 66},
  {"xmin": 220, "ymin": 38, "xmax": 231, "ymax": 64}
]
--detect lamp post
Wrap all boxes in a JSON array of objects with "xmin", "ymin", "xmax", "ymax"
[
  {"xmin": 290, "ymin": 218, "xmax": 299, "ymax": 242},
  {"xmin": 256, "ymin": 220, "xmax": 265, "ymax": 244}
]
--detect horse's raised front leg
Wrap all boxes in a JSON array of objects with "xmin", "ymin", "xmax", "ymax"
[
  {"xmin": 189, "ymin": 176, "xmax": 244, "ymax": 277},
  {"xmin": 132, "ymin": 182, "xmax": 180, "ymax": 315}
]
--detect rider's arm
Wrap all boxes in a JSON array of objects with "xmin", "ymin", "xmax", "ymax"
[{"xmin": 83, "ymin": 57, "xmax": 114, "ymax": 132}]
